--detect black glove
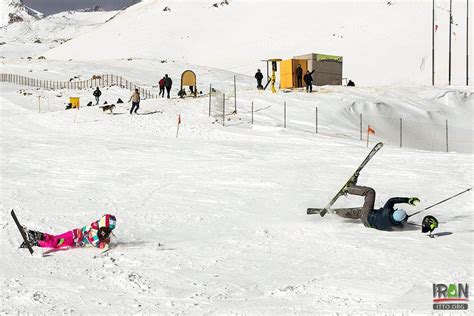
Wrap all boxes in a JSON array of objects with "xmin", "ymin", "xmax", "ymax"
[{"xmin": 98, "ymin": 227, "xmax": 111, "ymax": 242}]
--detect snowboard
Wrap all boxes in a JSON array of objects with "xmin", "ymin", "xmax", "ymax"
[
  {"xmin": 314, "ymin": 142, "xmax": 384, "ymax": 217},
  {"xmin": 307, "ymin": 207, "xmax": 362, "ymax": 215},
  {"xmin": 10, "ymin": 210, "xmax": 34, "ymax": 255}
]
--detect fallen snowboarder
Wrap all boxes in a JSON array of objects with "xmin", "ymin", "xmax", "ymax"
[{"xmin": 20, "ymin": 214, "xmax": 116, "ymax": 250}]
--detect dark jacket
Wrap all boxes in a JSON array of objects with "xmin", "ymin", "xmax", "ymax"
[
  {"xmin": 159, "ymin": 79, "xmax": 165, "ymax": 87},
  {"xmin": 93, "ymin": 89, "xmax": 102, "ymax": 97},
  {"xmin": 303, "ymin": 70, "xmax": 314, "ymax": 84},
  {"xmin": 255, "ymin": 72, "xmax": 263, "ymax": 81},
  {"xmin": 164, "ymin": 77, "xmax": 172, "ymax": 88},
  {"xmin": 296, "ymin": 66, "xmax": 303, "ymax": 78},
  {"xmin": 366, "ymin": 197, "xmax": 409, "ymax": 231}
]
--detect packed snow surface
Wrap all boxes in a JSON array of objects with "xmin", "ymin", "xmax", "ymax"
[{"xmin": 1, "ymin": 58, "xmax": 473, "ymax": 314}]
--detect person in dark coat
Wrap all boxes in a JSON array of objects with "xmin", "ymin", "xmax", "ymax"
[
  {"xmin": 347, "ymin": 80, "xmax": 355, "ymax": 87},
  {"xmin": 303, "ymin": 70, "xmax": 315, "ymax": 93},
  {"xmin": 255, "ymin": 69, "xmax": 263, "ymax": 89},
  {"xmin": 164, "ymin": 74, "xmax": 172, "ymax": 99},
  {"xmin": 335, "ymin": 184, "xmax": 420, "ymax": 231},
  {"xmin": 159, "ymin": 77, "xmax": 165, "ymax": 97},
  {"xmin": 296, "ymin": 64, "xmax": 303, "ymax": 88},
  {"xmin": 93, "ymin": 87, "xmax": 102, "ymax": 105}
]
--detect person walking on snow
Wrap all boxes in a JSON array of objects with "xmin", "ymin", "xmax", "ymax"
[
  {"xmin": 296, "ymin": 64, "xmax": 303, "ymax": 88},
  {"xmin": 164, "ymin": 74, "xmax": 173, "ymax": 99},
  {"xmin": 20, "ymin": 214, "xmax": 117, "ymax": 250},
  {"xmin": 335, "ymin": 183, "xmax": 420, "ymax": 231},
  {"xmin": 159, "ymin": 77, "xmax": 165, "ymax": 98},
  {"xmin": 255, "ymin": 69, "xmax": 263, "ymax": 89},
  {"xmin": 93, "ymin": 87, "xmax": 102, "ymax": 105},
  {"xmin": 129, "ymin": 88, "xmax": 140, "ymax": 114},
  {"xmin": 303, "ymin": 70, "xmax": 315, "ymax": 93}
]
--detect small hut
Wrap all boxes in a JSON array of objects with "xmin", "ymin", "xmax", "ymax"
[
  {"xmin": 280, "ymin": 53, "xmax": 343, "ymax": 88},
  {"xmin": 294, "ymin": 53, "xmax": 343, "ymax": 86}
]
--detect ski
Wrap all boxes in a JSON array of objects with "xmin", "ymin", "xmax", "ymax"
[
  {"xmin": 307, "ymin": 207, "xmax": 362, "ymax": 215},
  {"xmin": 10, "ymin": 210, "xmax": 34, "ymax": 255},
  {"xmin": 314, "ymin": 142, "xmax": 384, "ymax": 217}
]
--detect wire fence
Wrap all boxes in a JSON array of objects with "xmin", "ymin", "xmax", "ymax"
[
  {"xmin": 0, "ymin": 73, "xmax": 159, "ymax": 99},
  {"xmin": 2, "ymin": 72, "xmax": 470, "ymax": 153},
  {"xmin": 208, "ymin": 93, "xmax": 471, "ymax": 153}
]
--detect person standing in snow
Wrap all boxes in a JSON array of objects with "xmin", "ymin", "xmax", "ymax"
[
  {"xmin": 164, "ymin": 74, "xmax": 173, "ymax": 99},
  {"xmin": 128, "ymin": 88, "xmax": 140, "ymax": 114},
  {"xmin": 93, "ymin": 87, "xmax": 102, "ymax": 105},
  {"xmin": 255, "ymin": 69, "xmax": 263, "ymax": 89},
  {"xmin": 303, "ymin": 70, "xmax": 315, "ymax": 93},
  {"xmin": 334, "ymin": 183, "xmax": 420, "ymax": 231},
  {"xmin": 296, "ymin": 64, "xmax": 303, "ymax": 88},
  {"xmin": 159, "ymin": 77, "xmax": 165, "ymax": 98},
  {"xmin": 21, "ymin": 214, "xmax": 117, "ymax": 250}
]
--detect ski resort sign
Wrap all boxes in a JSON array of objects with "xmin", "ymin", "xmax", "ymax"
[{"xmin": 433, "ymin": 283, "xmax": 469, "ymax": 310}]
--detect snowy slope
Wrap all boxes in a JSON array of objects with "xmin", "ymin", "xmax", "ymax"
[
  {"xmin": 42, "ymin": 0, "xmax": 472, "ymax": 86},
  {"xmin": 1, "ymin": 58, "xmax": 473, "ymax": 313},
  {"xmin": 1, "ymin": 0, "xmax": 473, "ymax": 313}
]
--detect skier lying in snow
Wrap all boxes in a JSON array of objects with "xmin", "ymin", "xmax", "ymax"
[
  {"xmin": 336, "ymin": 184, "xmax": 420, "ymax": 231},
  {"xmin": 21, "ymin": 214, "xmax": 116, "ymax": 250}
]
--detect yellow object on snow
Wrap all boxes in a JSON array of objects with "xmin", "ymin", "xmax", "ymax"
[{"xmin": 70, "ymin": 97, "xmax": 80, "ymax": 109}]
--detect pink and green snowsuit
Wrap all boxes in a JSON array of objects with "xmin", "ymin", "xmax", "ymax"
[{"xmin": 38, "ymin": 214, "xmax": 116, "ymax": 249}]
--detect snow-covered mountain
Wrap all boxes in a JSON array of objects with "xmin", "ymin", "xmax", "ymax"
[
  {"xmin": 0, "ymin": 0, "xmax": 41, "ymax": 27},
  {"xmin": 40, "ymin": 0, "xmax": 472, "ymax": 86},
  {"xmin": 0, "ymin": 2, "xmax": 118, "ymax": 58}
]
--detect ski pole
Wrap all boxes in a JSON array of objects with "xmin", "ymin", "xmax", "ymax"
[{"xmin": 408, "ymin": 187, "xmax": 472, "ymax": 218}]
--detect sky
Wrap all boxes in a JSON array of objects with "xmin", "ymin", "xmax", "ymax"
[{"xmin": 23, "ymin": 0, "xmax": 140, "ymax": 15}]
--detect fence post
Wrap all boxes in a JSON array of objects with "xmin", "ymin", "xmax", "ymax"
[
  {"xmin": 234, "ymin": 75, "xmax": 237, "ymax": 114},
  {"xmin": 399, "ymin": 118, "xmax": 403, "ymax": 148},
  {"xmin": 208, "ymin": 84, "xmax": 212, "ymax": 116},
  {"xmin": 251, "ymin": 101, "xmax": 254, "ymax": 124},
  {"xmin": 222, "ymin": 93, "xmax": 225, "ymax": 126},
  {"xmin": 446, "ymin": 119, "xmax": 449, "ymax": 152},
  {"xmin": 315, "ymin": 107, "xmax": 318, "ymax": 133},
  {"xmin": 284, "ymin": 101, "xmax": 287, "ymax": 128},
  {"xmin": 360, "ymin": 113, "xmax": 363, "ymax": 140},
  {"xmin": 38, "ymin": 96, "xmax": 41, "ymax": 114}
]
